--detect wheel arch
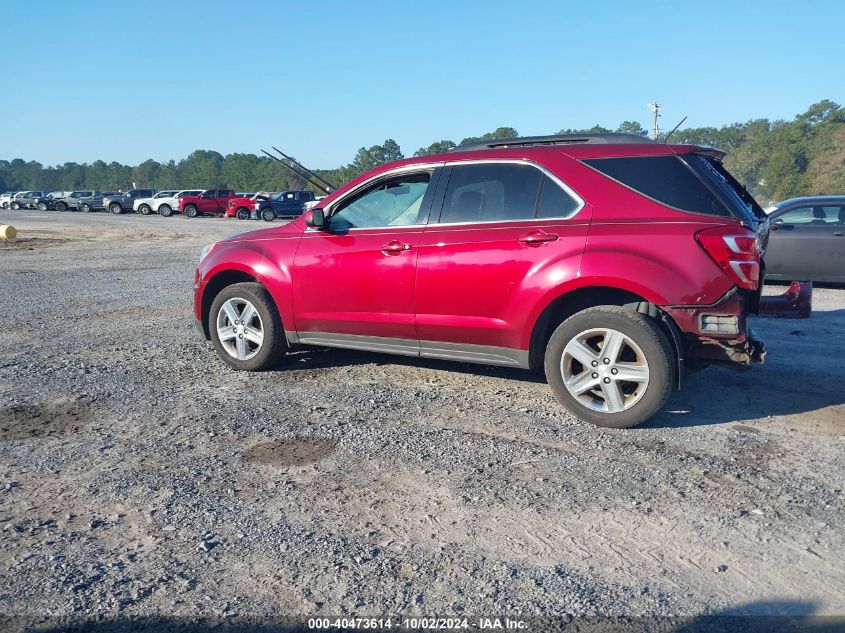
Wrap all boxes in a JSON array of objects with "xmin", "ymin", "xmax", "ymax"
[
  {"xmin": 528, "ymin": 285, "xmax": 684, "ymax": 385},
  {"xmin": 200, "ymin": 269, "xmax": 259, "ymax": 339}
]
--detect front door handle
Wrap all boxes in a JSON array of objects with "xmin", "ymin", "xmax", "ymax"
[
  {"xmin": 834, "ymin": 232, "xmax": 844, "ymax": 237},
  {"xmin": 518, "ymin": 230, "xmax": 559, "ymax": 246},
  {"xmin": 381, "ymin": 240, "xmax": 412, "ymax": 255}
]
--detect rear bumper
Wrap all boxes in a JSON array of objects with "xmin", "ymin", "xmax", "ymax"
[{"xmin": 662, "ymin": 288, "xmax": 766, "ymax": 367}]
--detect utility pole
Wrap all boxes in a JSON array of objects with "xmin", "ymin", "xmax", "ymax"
[{"xmin": 647, "ymin": 102, "xmax": 661, "ymax": 140}]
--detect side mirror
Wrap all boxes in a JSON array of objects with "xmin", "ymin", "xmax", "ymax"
[
  {"xmin": 770, "ymin": 218, "xmax": 785, "ymax": 231},
  {"xmin": 306, "ymin": 208, "xmax": 326, "ymax": 229}
]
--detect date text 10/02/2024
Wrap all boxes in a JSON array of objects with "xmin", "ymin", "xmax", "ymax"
[{"xmin": 307, "ymin": 617, "xmax": 528, "ymax": 630}]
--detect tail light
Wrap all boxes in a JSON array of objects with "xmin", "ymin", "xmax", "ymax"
[
  {"xmin": 696, "ymin": 226, "xmax": 761, "ymax": 290},
  {"xmin": 228, "ymin": 200, "xmax": 234, "ymax": 207}
]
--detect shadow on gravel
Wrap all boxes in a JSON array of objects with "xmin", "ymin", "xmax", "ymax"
[
  {"xmin": 0, "ymin": 398, "xmax": 91, "ymax": 441},
  {"xmin": 12, "ymin": 602, "xmax": 845, "ymax": 632},
  {"xmin": 281, "ymin": 348, "xmax": 546, "ymax": 384},
  {"xmin": 645, "ymin": 309, "xmax": 845, "ymax": 429}
]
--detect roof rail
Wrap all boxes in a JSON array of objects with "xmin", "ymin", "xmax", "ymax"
[{"xmin": 451, "ymin": 133, "xmax": 655, "ymax": 152}]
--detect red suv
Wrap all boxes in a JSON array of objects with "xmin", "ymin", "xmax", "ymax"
[
  {"xmin": 193, "ymin": 134, "xmax": 769, "ymax": 428},
  {"xmin": 179, "ymin": 189, "xmax": 236, "ymax": 218}
]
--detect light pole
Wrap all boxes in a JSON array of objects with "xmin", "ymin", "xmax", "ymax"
[{"xmin": 647, "ymin": 102, "xmax": 661, "ymax": 141}]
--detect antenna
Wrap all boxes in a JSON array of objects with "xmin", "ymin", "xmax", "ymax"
[
  {"xmin": 647, "ymin": 102, "xmax": 661, "ymax": 141},
  {"xmin": 271, "ymin": 146, "xmax": 336, "ymax": 193},
  {"xmin": 663, "ymin": 116, "xmax": 688, "ymax": 143},
  {"xmin": 260, "ymin": 149, "xmax": 335, "ymax": 195}
]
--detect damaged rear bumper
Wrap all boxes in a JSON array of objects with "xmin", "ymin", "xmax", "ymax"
[{"xmin": 662, "ymin": 288, "xmax": 767, "ymax": 369}]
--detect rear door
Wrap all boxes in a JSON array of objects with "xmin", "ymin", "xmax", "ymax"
[{"xmin": 414, "ymin": 161, "xmax": 590, "ymax": 365}]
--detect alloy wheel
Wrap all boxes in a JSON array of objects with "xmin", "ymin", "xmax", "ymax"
[
  {"xmin": 561, "ymin": 327, "xmax": 650, "ymax": 414},
  {"xmin": 215, "ymin": 297, "xmax": 264, "ymax": 361}
]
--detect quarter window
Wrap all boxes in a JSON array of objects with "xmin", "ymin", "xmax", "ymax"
[
  {"xmin": 778, "ymin": 206, "xmax": 841, "ymax": 225},
  {"xmin": 584, "ymin": 155, "xmax": 731, "ymax": 217},
  {"xmin": 329, "ymin": 172, "xmax": 431, "ymax": 230}
]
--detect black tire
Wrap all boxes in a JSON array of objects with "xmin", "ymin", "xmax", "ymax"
[
  {"xmin": 185, "ymin": 205, "xmax": 198, "ymax": 218},
  {"xmin": 544, "ymin": 306, "xmax": 675, "ymax": 429},
  {"xmin": 11, "ymin": 202, "xmax": 20, "ymax": 210},
  {"xmin": 261, "ymin": 208, "xmax": 275, "ymax": 222},
  {"xmin": 139, "ymin": 204, "xmax": 151, "ymax": 215},
  {"xmin": 37, "ymin": 202, "xmax": 47, "ymax": 211},
  {"xmin": 158, "ymin": 204, "xmax": 173, "ymax": 217},
  {"xmin": 80, "ymin": 203, "xmax": 91, "ymax": 213},
  {"xmin": 109, "ymin": 203, "xmax": 123, "ymax": 215},
  {"xmin": 209, "ymin": 282, "xmax": 286, "ymax": 371},
  {"xmin": 55, "ymin": 201, "xmax": 68, "ymax": 211},
  {"xmin": 236, "ymin": 207, "xmax": 250, "ymax": 220}
]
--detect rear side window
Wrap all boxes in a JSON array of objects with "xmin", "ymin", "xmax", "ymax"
[
  {"xmin": 583, "ymin": 155, "xmax": 731, "ymax": 217},
  {"xmin": 440, "ymin": 163, "xmax": 541, "ymax": 223}
]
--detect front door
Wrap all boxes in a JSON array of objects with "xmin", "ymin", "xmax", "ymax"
[
  {"xmin": 291, "ymin": 168, "xmax": 439, "ymax": 350},
  {"xmin": 769, "ymin": 204, "xmax": 844, "ymax": 280}
]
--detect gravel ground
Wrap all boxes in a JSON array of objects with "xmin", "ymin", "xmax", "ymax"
[{"xmin": 0, "ymin": 209, "xmax": 843, "ymax": 629}]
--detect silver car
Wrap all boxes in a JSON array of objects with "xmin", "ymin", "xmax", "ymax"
[
  {"xmin": 765, "ymin": 196, "xmax": 845, "ymax": 282},
  {"xmin": 133, "ymin": 190, "xmax": 180, "ymax": 215}
]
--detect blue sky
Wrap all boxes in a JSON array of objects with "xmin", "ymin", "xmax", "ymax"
[{"xmin": 2, "ymin": 0, "xmax": 844, "ymax": 168}]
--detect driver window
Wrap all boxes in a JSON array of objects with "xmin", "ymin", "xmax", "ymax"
[{"xmin": 328, "ymin": 172, "xmax": 431, "ymax": 230}]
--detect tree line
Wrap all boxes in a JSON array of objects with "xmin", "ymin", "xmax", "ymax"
[{"xmin": 2, "ymin": 100, "xmax": 843, "ymax": 204}]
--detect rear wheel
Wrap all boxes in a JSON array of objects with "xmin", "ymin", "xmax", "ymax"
[
  {"xmin": 209, "ymin": 282, "xmax": 286, "ymax": 371},
  {"xmin": 544, "ymin": 306, "xmax": 674, "ymax": 428},
  {"xmin": 11, "ymin": 202, "xmax": 20, "ymax": 210},
  {"xmin": 80, "ymin": 203, "xmax": 91, "ymax": 213},
  {"xmin": 158, "ymin": 204, "xmax": 173, "ymax": 217},
  {"xmin": 37, "ymin": 202, "xmax": 48, "ymax": 211},
  {"xmin": 185, "ymin": 205, "xmax": 198, "ymax": 218},
  {"xmin": 236, "ymin": 207, "xmax": 250, "ymax": 220},
  {"xmin": 138, "ymin": 204, "xmax": 151, "ymax": 215},
  {"xmin": 109, "ymin": 203, "xmax": 123, "ymax": 214},
  {"xmin": 261, "ymin": 208, "xmax": 275, "ymax": 222}
]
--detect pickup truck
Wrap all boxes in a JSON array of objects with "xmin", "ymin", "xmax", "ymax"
[
  {"xmin": 224, "ymin": 192, "xmax": 273, "ymax": 219},
  {"xmin": 179, "ymin": 189, "xmax": 236, "ymax": 218},
  {"xmin": 103, "ymin": 189, "xmax": 158, "ymax": 214},
  {"xmin": 255, "ymin": 190, "xmax": 317, "ymax": 221}
]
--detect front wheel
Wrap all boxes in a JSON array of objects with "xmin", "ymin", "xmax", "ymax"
[
  {"xmin": 80, "ymin": 203, "xmax": 91, "ymax": 213},
  {"xmin": 11, "ymin": 202, "xmax": 20, "ymax": 210},
  {"xmin": 544, "ymin": 306, "xmax": 674, "ymax": 428},
  {"xmin": 184, "ymin": 205, "xmax": 198, "ymax": 218},
  {"xmin": 55, "ymin": 201, "xmax": 68, "ymax": 211},
  {"xmin": 158, "ymin": 204, "xmax": 173, "ymax": 217},
  {"xmin": 209, "ymin": 282, "xmax": 286, "ymax": 371},
  {"xmin": 235, "ymin": 207, "xmax": 250, "ymax": 220},
  {"xmin": 109, "ymin": 203, "xmax": 123, "ymax": 214},
  {"xmin": 37, "ymin": 202, "xmax": 48, "ymax": 211},
  {"xmin": 138, "ymin": 204, "xmax": 151, "ymax": 215},
  {"xmin": 261, "ymin": 208, "xmax": 275, "ymax": 222}
]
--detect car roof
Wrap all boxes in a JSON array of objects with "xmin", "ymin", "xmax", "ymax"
[{"xmin": 771, "ymin": 196, "xmax": 845, "ymax": 208}]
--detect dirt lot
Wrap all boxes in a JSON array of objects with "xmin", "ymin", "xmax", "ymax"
[{"xmin": 0, "ymin": 209, "xmax": 843, "ymax": 628}]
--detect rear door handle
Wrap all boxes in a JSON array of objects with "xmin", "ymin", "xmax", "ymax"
[
  {"xmin": 381, "ymin": 240, "xmax": 412, "ymax": 255},
  {"xmin": 518, "ymin": 230, "xmax": 559, "ymax": 246},
  {"xmin": 834, "ymin": 232, "xmax": 844, "ymax": 236}
]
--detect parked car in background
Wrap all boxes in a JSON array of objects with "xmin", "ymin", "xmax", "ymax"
[
  {"xmin": 224, "ymin": 192, "xmax": 272, "ymax": 220},
  {"xmin": 0, "ymin": 192, "xmax": 18, "ymax": 208},
  {"xmin": 103, "ymin": 189, "xmax": 158, "ymax": 214},
  {"xmin": 179, "ymin": 189, "xmax": 235, "ymax": 218},
  {"xmin": 152, "ymin": 189, "xmax": 203, "ymax": 217},
  {"xmin": 44, "ymin": 190, "xmax": 98, "ymax": 211},
  {"xmin": 256, "ymin": 190, "xmax": 317, "ymax": 221},
  {"xmin": 78, "ymin": 192, "xmax": 121, "ymax": 213},
  {"xmin": 10, "ymin": 191, "xmax": 44, "ymax": 209},
  {"xmin": 133, "ymin": 190, "xmax": 179, "ymax": 215},
  {"xmin": 765, "ymin": 196, "xmax": 845, "ymax": 282},
  {"xmin": 193, "ymin": 133, "xmax": 769, "ymax": 428}
]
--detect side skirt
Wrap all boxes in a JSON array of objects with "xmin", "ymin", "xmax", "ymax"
[{"xmin": 288, "ymin": 331, "xmax": 530, "ymax": 369}]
